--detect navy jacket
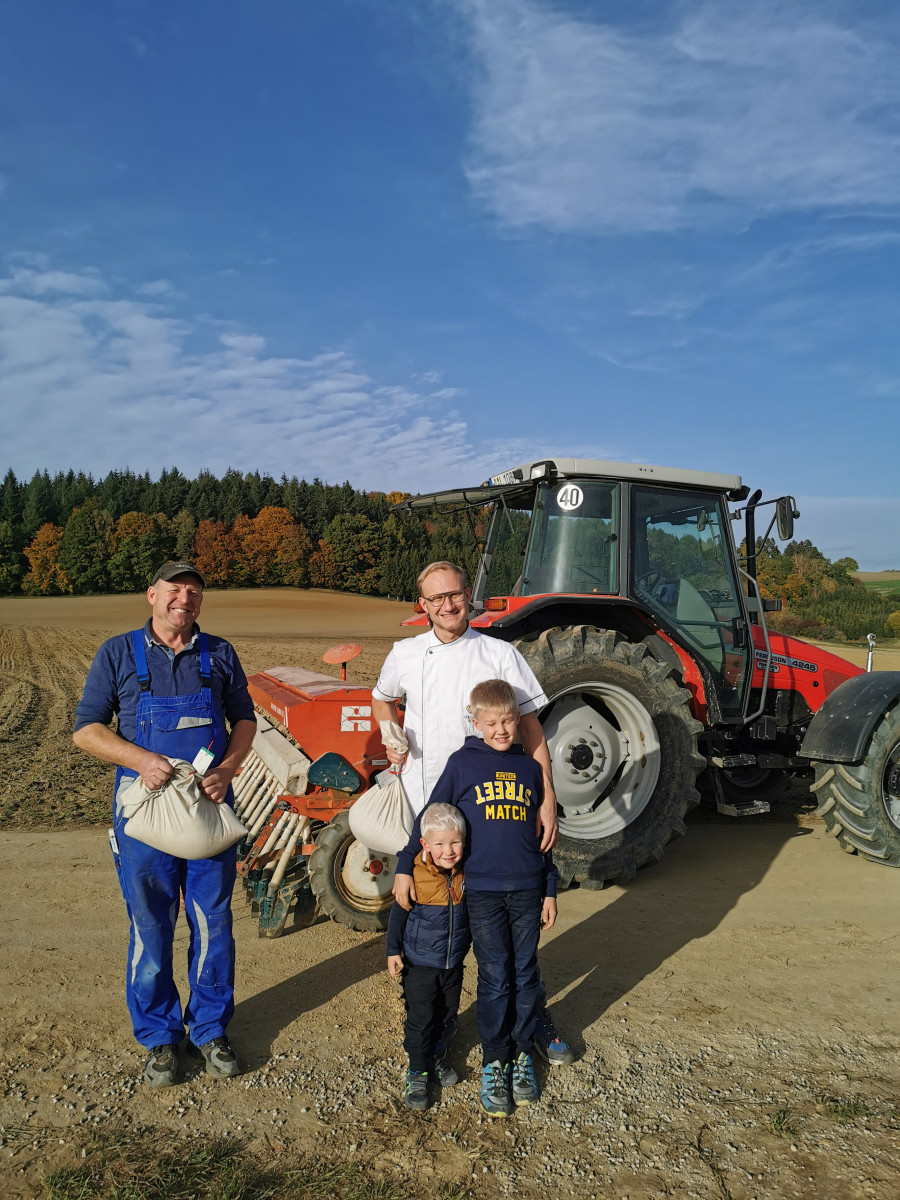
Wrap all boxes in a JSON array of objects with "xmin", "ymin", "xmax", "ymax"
[
  {"xmin": 396, "ymin": 738, "xmax": 557, "ymax": 896},
  {"xmin": 74, "ymin": 620, "xmax": 254, "ymax": 741},
  {"xmin": 387, "ymin": 851, "xmax": 471, "ymax": 970}
]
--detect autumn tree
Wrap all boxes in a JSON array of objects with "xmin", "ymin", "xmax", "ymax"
[
  {"xmin": 22, "ymin": 524, "xmax": 70, "ymax": 595},
  {"xmin": 308, "ymin": 538, "xmax": 342, "ymax": 590},
  {"xmin": 231, "ymin": 506, "xmax": 313, "ymax": 586},
  {"xmin": 193, "ymin": 519, "xmax": 235, "ymax": 586}
]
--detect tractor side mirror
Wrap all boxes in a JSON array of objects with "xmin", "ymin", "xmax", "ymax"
[{"xmin": 776, "ymin": 497, "xmax": 797, "ymax": 541}]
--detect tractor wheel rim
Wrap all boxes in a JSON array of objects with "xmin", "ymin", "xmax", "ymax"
[
  {"xmin": 543, "ymin": 683, "xmax": 660, "ymax": 840},
  {"xmin": 883, "ymin": 743, "xmax": 900, "ymax": 832},
  {"xmin": 334, "ymin": 839, "xmax": 396, "ymax": 912}
]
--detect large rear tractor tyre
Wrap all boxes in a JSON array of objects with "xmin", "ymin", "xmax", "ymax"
[
  {"xmin": 810, "ymin": 701, "xmax": 900, "ymax": 867},
  {"xmin": 307, "ymin": 810, "xmax": 397, "ymax": 932},
  {"xmin": 514, "ymin": 626, "xmax": 705, "ymax": 887}
]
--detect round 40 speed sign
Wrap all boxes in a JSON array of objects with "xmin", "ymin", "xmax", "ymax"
[{"xmin": 555, "ymin": 483, "xmax": 584, "ymax": 512}]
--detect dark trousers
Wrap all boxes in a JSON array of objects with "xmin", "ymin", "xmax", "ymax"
[
  {"xmin": 467, "ymin": 887, "xmax": 543, "ymax": 1065},
  {"xmin": 401, "ymin": 962, "xmax": 464, "ymax": 1073}
]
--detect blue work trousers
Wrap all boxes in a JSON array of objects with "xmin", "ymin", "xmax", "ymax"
[
  {"xmin": 113, "ymin": 801, "xmax": 237, "ymax": 1049},
  {"xmin": 467, "ymin": 887, "xmax": 543, "ymax": 1065}
]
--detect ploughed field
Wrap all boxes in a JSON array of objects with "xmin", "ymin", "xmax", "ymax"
[{"xmin": 0, "ymin": 590, "xmax": 898, "ymax": 1199}]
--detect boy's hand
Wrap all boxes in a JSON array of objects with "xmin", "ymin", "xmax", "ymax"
[
  {"xmin": 387, "ymin": 954, "xmax": 404, "ymax": 978},
  {"xmin": 392, "ymin": 873, "xmax": 417, "ymax": 910},
  {"xmin": 541, "ymin": 896, "xmax": 557, "ymax": 930}
]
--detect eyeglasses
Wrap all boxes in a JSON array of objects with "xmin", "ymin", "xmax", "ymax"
[{"xmin": 422, "ymin": 590, "xmax": 466, "ymax": 608}]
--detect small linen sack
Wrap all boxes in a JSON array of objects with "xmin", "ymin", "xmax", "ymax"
[
  {"xmin": 348, "ymin": 721, "xmax": 414, "ymax": 854},
  {"xmin": 119, "ymin": 757, "xmax": 247, "ymax": 859}
]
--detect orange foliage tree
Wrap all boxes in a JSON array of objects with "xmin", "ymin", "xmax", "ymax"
[
  {"xmin": 193, "ymin": 519, "xmax": 236, "ymax": 586},
  {"xmin": 308, "ymin": 538, "xmax": 342, "ymax": 589},
  {"xmin": 22, "ymin": 523, "xmax": 71, "ymax": 595},
  {"xmin": 232, "ymin": 507, "xmax": 313, "ymax": 587}
]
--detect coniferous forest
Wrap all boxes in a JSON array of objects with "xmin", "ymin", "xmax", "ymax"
[{"xmin": 0, "ymin": 466, "xmax": 896, "ymax": 642}]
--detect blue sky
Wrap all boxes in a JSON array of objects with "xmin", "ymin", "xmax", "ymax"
[{"xmin": 1, "ymin": 0, "xmax": 898, "ymax": 568}]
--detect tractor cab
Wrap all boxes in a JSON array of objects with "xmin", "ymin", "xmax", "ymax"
[{"xmin": 408, "ymin": 459, "xmax": 762, "ymax": 724}]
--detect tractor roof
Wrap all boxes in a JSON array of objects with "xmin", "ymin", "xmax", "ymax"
[
  {"xmin": 397, "ymin": 458, "xmax": 743, "ymax": 511},
  {"xmin": 487, "ymin": 458, "xmax": 742, "ymax": 491}
]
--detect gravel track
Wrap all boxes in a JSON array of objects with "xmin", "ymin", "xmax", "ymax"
[{"xmin": 0, "ymin": 601, "xmax": 898, "ymax": 1198}]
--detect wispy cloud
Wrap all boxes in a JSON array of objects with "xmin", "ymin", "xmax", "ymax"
[
  {"xmin": 0, "ymin": 264, "xmax": 484, "ymax": 491},
  {"xmin": 0, "ymin": 261, "xmax": 625, "ymax": 492},
  {"xmin": 460, "ymin": 0, "xmax": 900, "ymax": 234}
]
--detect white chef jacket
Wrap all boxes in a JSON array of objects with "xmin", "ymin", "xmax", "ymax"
[{"xmin": 371, "ymin": 624, "xmax": 548, "ymax": 814}]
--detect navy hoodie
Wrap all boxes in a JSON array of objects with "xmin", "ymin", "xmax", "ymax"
[{"xmin": 396, "ymin": 737, "xmax": 557, "ymax": 896}]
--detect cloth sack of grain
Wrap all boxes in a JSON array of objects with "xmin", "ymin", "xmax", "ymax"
[
  {"xmin": 118, "ymin": 757, "xmax": 247, "ymax": 859},
  {"xmin": 348, "ymin": 721, "xmax": 414, "ymax": 854}
]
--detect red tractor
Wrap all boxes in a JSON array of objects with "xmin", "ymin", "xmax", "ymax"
[{"xmin": 235, "ymin": 458, "xmax": 900, "ymax": 937}]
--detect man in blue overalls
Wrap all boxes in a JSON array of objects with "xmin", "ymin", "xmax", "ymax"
[{"xmin": 73, "ymin": 562, "xmax": 257, "ymax": 1087}]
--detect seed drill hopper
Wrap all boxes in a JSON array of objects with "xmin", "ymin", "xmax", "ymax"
[{"xmin": 233, "ymin": 646, "xmax": 398, "ymax": 937}]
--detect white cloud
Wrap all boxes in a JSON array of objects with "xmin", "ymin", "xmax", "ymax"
[
  {"xmin": 460, "ymin": 0, "xmax": 900, "ymax": 233},
  {"xmin": 0, "ymin": 263, "xmax": 490, "ymax": 492}
]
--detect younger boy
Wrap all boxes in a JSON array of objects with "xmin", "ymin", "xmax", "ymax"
[
  {"xmin": 395, "ymin": 679, "xmax": 557, "ymax": 1117},
  {"xmin": 387, "ymin": 803, "xmax": 470, "ymax": 1111}
]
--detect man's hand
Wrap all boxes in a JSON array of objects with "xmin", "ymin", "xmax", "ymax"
[
  {"xmin": 391, "ymin": 872, "xmax": 417, "ymax": 910},
  {"xmin": 541, "ymin": 896, "xmax": 558, "ymax": 930},
  {"xmin": 384, "ymin": 745, "xmax": 406, "ymax": 768},
  {"xmin": 139, "ymin": 751, "xmax": 174, "ymax": 791},
  {"xmin": 387, "ymin": 954, "xmax": 404, "ymax": 979},
  {"xmin": 536, "ymin": 788, "xmax": 559, "ymax": 852},
  {"xmin": 199, "ymin": 765, "xmax": 234, "ymax": 805}
]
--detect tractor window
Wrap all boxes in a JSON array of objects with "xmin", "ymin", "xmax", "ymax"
[
  {"xmin": 521, "ymin": 480, "xmax": 619, "ymax": 596},
  {"xmin": 631, "ymin": 485, "xmax": 748, "ymax": 718},
  {"xmin": 481, "ymin": 499, "xmax": 533, "ymax": 597}
]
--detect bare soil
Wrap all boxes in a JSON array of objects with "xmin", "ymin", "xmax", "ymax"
[{"xmin": 1, "ymin": 591, "xmax": 899, "ymax": 1198}]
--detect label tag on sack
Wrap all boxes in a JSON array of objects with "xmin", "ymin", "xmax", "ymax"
[
  {"xmin": 192, "ymin": 746, "xmax": 215, "ymax": 777},
  {"xmin": 108, "ymin": 828, "xmax": 119, "ymax": 854}
]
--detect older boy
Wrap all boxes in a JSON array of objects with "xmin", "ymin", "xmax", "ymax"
[
  {"xmin": 396, "ymin": 680, "xmax": 557, "ymax": 1117},
  {"xmin": 387, "ymin": 803, "xmax": 470, "ymax": 1111}
]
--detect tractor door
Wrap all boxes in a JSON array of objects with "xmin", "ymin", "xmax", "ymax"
[{"xmin": 630, "ymin": 485, "xmax": 751, "ymax": 721}]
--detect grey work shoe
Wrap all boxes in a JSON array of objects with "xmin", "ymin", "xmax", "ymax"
[
  {"xmin": 404, "ymin": 1069, "xmax": 429, "ymax": 1111},
  {"xmin": 143, "ymin": 1043, "xmax": 181, "ymax": 1087},
  {"xmin": 189, "ymin": 1036, "xmax": 242, "ymax": 1079}
]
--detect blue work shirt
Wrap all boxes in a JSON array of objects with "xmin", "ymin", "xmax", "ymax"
[{"xmin": 74, "ymin": 619, "xmax": 255, "ymax": 742}]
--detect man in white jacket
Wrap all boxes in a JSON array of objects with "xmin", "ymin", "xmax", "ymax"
[{"xmin": 371, "ymin": 560, "xmax": 558, "ymax": 837}]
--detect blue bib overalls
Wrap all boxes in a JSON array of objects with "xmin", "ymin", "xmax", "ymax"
[{"xmin": 112, "ymin": 630, "xmax": 237, "ymax": 1050}]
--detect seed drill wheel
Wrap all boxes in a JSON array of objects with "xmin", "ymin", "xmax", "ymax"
[
  {"xmin": 307, "ymin": 810, "xmax": 397, "ymax": 932},
  {"xmin": 811, "ymin": 701, "xmax": 900, "ymax": 867},
  {"xmin": 514, "ymin": 626, "xmax": 705, "ymax": 887}
]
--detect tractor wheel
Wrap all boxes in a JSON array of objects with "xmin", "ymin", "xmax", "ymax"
[
  {"xmin": 810, "ymin": 700, "xmax": 900, "ymax": 867},
  {"xmin": 307, "ymin": 810, "xmax": 397, "ymax": 932},
  {"xmin": 514, "ymin": 626, "xmax": 705, "ymax": 887}
]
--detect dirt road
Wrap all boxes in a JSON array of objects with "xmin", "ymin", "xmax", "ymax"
[
  {"xmin": 1, "ymin": 820, "xmax": 898, "ymax": 1199},
  {"xmin": 0, "ymin": 592, "xmax": 898, "ymax": 1197}
]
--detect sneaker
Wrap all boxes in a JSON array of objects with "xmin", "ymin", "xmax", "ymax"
[
  {"xmin": 511, "ymin": 1051, "xmax": 539, "ymax": 1106},
  {"xmin": 434, "ymin": 1015, "xmax": 459, "ymax": 1086},
  {"xmin": 534, "ymin": 1009, "xmax": 575, "ymax": 1066},
  {"xmin": 143, "ymin": 1043, "xmax": 180, "ymax": 1087},
  {"xmin": 190, "ymin": 1036, "xmax": 242, "ymax": 1079},
  {"xmin": 404, "ymin": 1069, "xmax": 429, "ymax": 1111},
  {"xmin": 480, "ymin": 1060, "xmax": 512, "ymax": 1117}
]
